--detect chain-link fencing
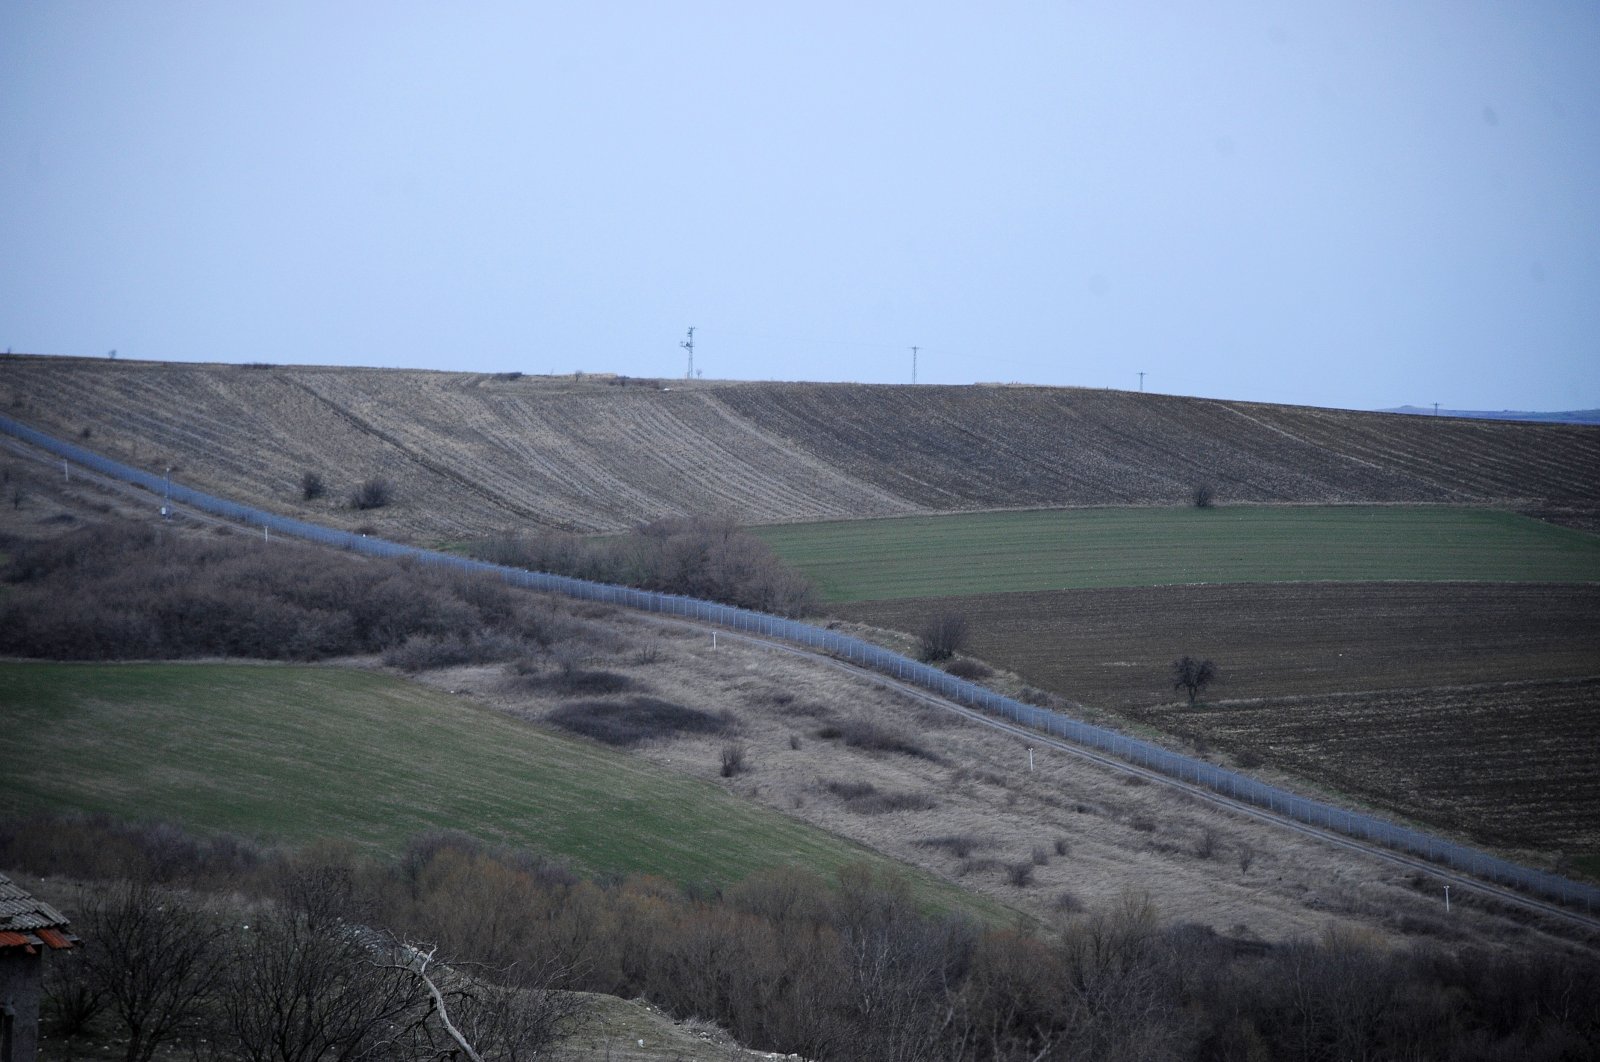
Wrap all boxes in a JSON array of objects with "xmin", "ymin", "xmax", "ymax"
[{"xmin": 3, "ymin": 411, "xmax": 1593, "ymax": 914}]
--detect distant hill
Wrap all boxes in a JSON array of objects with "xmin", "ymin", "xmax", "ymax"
[
  {"xmin": 1381, "ymin": 405, "xmax": 1600, "ymax": 425},
  {"xmin": 6, "ymin": 355, "xmax": 1598, "ymax": 539}
]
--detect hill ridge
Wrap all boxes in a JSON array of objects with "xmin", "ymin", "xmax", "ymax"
[{"xmin": 5, "ymin": 355, "xmax": 1596, "ymax": 538}]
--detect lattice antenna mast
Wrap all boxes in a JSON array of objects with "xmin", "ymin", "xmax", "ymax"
[
  {"xmin": 911, "ymin": 346, "xmax": 919, "ymax": 385},
  {"xmin": 681, "ymin": 327, "xmax": 695, "ymax": 380}
]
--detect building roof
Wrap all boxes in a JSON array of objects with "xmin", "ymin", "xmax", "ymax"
[{"xmin": 0, "ymin": 872, "xmax": 77, "ymax": 954}]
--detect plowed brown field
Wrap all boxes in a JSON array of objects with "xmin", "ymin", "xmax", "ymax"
[
  {"xmin": 8, "ymin": 356, "xmax": 1598, "ymax": 538},
  {"xmin": 835, "ymin": 583, "xmax": 1600, "ymax": 860}
]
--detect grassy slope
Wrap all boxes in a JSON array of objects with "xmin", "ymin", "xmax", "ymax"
[
  {"xmin": 756, "ymin": 505, "xmax": 1600, "ymax": 602},
  {"xmin": 0, "ymin": 661, "xmax": 1003, "ymax": 918}
]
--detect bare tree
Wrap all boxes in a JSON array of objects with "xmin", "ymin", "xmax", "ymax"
[
  {"xmin": 918, "ymin": 612, "xmax": 969, "ymax": 663},
  {"xmin": 300, "ymin": 470, "xmax": 326, "ymax": 501},
  {"xmin": 80, "ymin": 879, "xmax": 228, "ymax": 1062},
  {"xmin": 1171, "ymin": 656, "xmax": 1218, "ymax": 705},
  {"xmin": 214, "ymin": 912, "xmax": 422, "ymax": 1062},
  {"xmin": 382, "ymin": 942, "xmax": 588, "ymax": 1062}
]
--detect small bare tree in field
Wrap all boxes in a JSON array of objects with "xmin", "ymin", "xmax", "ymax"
[
  {"xmin": 918, "ymin": 612, "xmax": 969, "ymax": 663},
  {"xmin": 1171, "ymin": 656, "xmax": 1218, "ymax": 705},
  {"xmin": 300, "ymin": 470, "xmax": 326, "ymax": 501}
]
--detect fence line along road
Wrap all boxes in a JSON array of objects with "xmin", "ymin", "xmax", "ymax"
[{"xmin": 4, "ymin": 411, "xmax": 1595, "ymax": 916}]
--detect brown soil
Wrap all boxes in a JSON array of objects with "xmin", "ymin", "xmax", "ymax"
[{"xmin": 835, "ymin": 584, "xmax": 1600, "ymax": 868}]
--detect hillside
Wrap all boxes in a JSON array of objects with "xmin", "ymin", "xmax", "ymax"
[{"xmin": 7, "ymin": 354, "xmax": 1598, "ymax": 538}]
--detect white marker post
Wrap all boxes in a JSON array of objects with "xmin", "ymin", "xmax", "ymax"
[
  {"xmin": 1444, "ymin": 885, "xmax": 1451, "ymax": 914},
  {"xmin": 1028, "ymin": 747, "xmax": 1035, "ymax": 772}
]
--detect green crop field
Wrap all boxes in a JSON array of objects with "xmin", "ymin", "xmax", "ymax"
[
  {"xmin": 0, "ymin": 661, "xmax": 1003, "ymax": 918},
  {"xmin": 756, "ymin": 505, "xmax": 1600, "ymax": 602}
]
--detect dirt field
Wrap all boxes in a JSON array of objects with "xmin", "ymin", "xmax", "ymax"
[
  {"xmin": 8, "ymin": 355, "xmax": 1598, "ymax": 538},
  {"xmin": 834, "ymin": 583, "xmax": 1600, "ymax": 708},
  {"xmin": 1138, "ymin": 678, "xmax": 1600, "ymax": 858},
  {"xmin": 834, "ymin": 583, "xmax": 1600, "ymax": 866}
]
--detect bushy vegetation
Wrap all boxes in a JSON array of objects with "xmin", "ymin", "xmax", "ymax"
[
  {"xmin": 7, "ymin": 813, "xmax": 1599, "ymax": 1062},
  {"xmin": 470, "ymin": 515, "xmax": 817, "ymax": 616},
  {"xmin": 815, "ymin": 716, "xmax": 940, "ymax": 761},
  {"xmin": 349, "ymin": 476, "xmax": 393, "ymax": 510},
  {"xmin": 0, "ymin": 522, "xmax": 564, "ymax": 662}
]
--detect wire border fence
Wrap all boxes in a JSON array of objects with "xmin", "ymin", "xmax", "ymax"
[{"xmin": 3, "ymin": 411, "xmax": 1595, "ymax": 914}]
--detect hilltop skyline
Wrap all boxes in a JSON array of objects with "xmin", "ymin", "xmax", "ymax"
[{"xmin": 3, "ymin": 2, "xmax": 1597, "ymax": 413}]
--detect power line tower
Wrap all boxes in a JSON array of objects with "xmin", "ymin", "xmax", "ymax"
[
  {"xmin": 911, "ymin": 346, "xmax": 919, "ymax": 385},
  {"xmin": 681, "ymin": 326, "xmax": 695, "ymax": 381}
]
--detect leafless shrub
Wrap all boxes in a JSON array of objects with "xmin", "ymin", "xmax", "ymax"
[
  {"xmin": 1194, "ymin": 827, "xmax": 1219, "ymax": 860},
  {"xmin": 1236, "ymin": 748, "xmax": 1264, "ymax": 769},
  {"xmin": 299, "ymin": 470, "xmax": 326, "ymax": 501},
  {"xmin": 349, "ymin": 476, "xmax": 393, "ymax": 510},
  {"xmin": 1237, "ymin": 844, "xmax": 1255, "ymax": 873},
  {"xmin": 1052, "ymin": 890, "xmax": 1085, "ymax": 913},
  {"xmin": 545, "ymin": 697, "xmax": 734, "ymax": 747},
  {"xmin": 1193, "ymin": 483, "xmax": 1216, "ymax": 509},
  {"xmin": 917, "ymin": 611, "xmax": 968, "ymax": 662},
  {"xmin": 1130, "ymin": 815, "xmax": 1157, "ymax": 833},
  {"xmin": 1017, "ymin": 685, "xmax": 1062, "ymax": 708},
  {"xmin": 789, "ymin": 734, "xmax": 802, "ymax": 750},
  {"xmin": 43, "ymin": 949, "xmax": 103, "ymax": 1036},
  {"xmin": 720, "ymin": 743, "xmax": 748, "ymax": 777},
  {"xmin": 944, "ymin": 657, "xmax": 992, "ymax": 680},
  {"xmin": 1054, "ymin": 837, "xmax": 1071, "ymax": 856},
  {"xmin": 1006, "ymin": 861, "xmax": 1036, "ymax": 887},
  {"xmin": 816, "ymin": 717, "xmax": 940, "ymax": 761},
  {"xmin": 825, "ymin": 780, "xmax": 936, "ymax": 815},
  {"xmin": 914, "ymin": 834, "xmax": 985, "ymax": 859},
  {"xmin": 1031, "ymin": 846, "xmax": 1051, "ymax": 866},
  {"xmin": 956, "ymin": 857, "xmax": 1004, "ymax": 877}
]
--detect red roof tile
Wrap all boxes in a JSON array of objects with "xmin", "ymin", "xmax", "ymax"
[{"xmin": 0, "ymin": 930, "xmax": 38, "ymax": 953}]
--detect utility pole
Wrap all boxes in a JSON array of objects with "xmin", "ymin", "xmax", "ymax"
[
  {"xmin": 681, "ymin": 327, "xmax": 695, "ymax": 381},
  {"xmin": 1433, "ymin": 402, "xmax": 1440, "ymax": 416},
  {"xmin": 1138, "ymin": 371, "xmax": 1146, "ymax": 392},
  {"xmin": 911, "ymin": 346, "xmax": 919, "ymax": 385}
]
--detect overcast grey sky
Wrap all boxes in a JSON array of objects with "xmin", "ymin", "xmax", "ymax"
[{"xmin": 3, "ymin": 2, "xmax": 1597, "ymax": 411}]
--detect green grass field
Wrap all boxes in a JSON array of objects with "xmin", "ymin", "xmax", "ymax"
[
  {"xmin": 0, "ymin": 661, "xmax": 1004, "ymax": 918},
  {"xmin": 755, "ymin": 505, "xmax": 1600, "ymax": 602}
]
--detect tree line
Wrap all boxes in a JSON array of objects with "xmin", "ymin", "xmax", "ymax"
[{"xmin": 5, "ymin": 813, "xmax": 1596, "ymax": 1062}]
